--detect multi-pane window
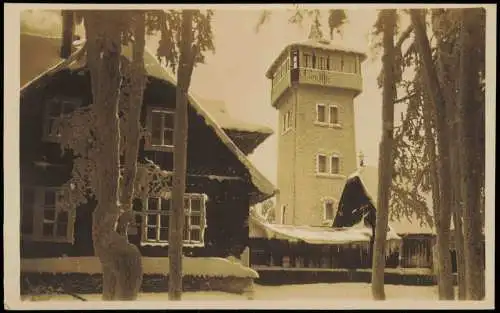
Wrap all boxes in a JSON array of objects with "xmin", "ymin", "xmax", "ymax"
[
  {"xmin": 317, "ymin": 154, "xmax": 328, "ymax": 174},
  {"xmin": 150, "ymin": 109, "xmax": 175, "ymax": 148},
  {"xmin": 342, "ymin": 55, "xmax": 357, "ymax": 74},
  {"xmin": 316, "ymin": 154, "xmax": 342, "ymax": 175},
  {"xmin": 21, "ymin": 187, "xmax": 73, "ymax": 242},
  {"xmin": 316, "ymin": 103, "xmax": 340, "ymax": 126},
  {"xmin": 323, "ymin": 199, "xmax": 336, "ymax": 221},
  {"xmin": 303, "ymin": 53, "xmax": 314, "ymax": 68},
  {"xmin": 134, "ymin": 193, "xmax": 207, "ymax": 246},
  {"xmin": 329, "ymin": 54, "xmax": 343, "ymax": 72},
  {"xmin": 43, "ymin": 97, "xmax": 81, "ymax": 142},
  {"xmin": 316, "ymin": 56, "xmax": 328, "ymax": 70},
  {"xmin": 282, "ymin": 110, "xmax": 292, "ymax": 133},
  {"xmin": 316, "ymin": 103, "xmax": 327, "ymax": 123}
]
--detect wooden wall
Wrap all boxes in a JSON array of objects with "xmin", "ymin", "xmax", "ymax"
[{"xmin": 20, "ymin": 70, "xmax": 255, "ymax": 259}]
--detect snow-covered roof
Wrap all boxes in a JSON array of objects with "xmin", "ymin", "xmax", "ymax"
[
  {"xmin": 351, "ymin": 166, "xmax": 440, "ymax": 235},
  {"xmin": 265, "ymin": 39, "xmax": 367, "ymax": 79},
  {"xmin": 249, "ymin": 215, "xmax": 401, "ymax": 245},
  {"xmin": 20, "ymin": 36, "xmax": 277, "ymax": 204},
  {"xmin": 21, "ymin": 256, "xmax": 259, "ymax": 278},
  {"xmin": 196, "ymin": 98, "xmax": 274, "ymax": 155}
]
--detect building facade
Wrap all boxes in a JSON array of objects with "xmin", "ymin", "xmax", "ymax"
[{"xmin": 266, "ymin": 39, "xmax": 366, "ymax": 226}]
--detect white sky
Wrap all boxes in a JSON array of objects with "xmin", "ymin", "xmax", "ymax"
[{"xmin": 171, "ymin": 9, "xmax": 404, "ymax": 186}]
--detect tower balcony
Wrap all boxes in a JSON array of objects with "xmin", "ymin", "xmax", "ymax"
[{"xmin": 271, "ymin": 68, "xmax": 363, "ymax": 107}]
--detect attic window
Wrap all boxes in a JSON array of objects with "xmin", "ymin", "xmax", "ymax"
[
  {"xmin": 43, "ymin": 97, "xmax": 81, "ymax": 142},
  {"xmin": 146, "ymin": 107, "xmax": 175, "ymax": 152}
]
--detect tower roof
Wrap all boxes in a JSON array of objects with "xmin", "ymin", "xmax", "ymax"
[{"xmin": 265, "ymin": 39, "xmax": 367, "ymax": 79}]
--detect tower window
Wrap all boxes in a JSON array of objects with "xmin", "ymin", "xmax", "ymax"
[
  {"xmin": 282, "ymin": 110, "xmax": 293, "ymax": 133},
  {"xmin": 316, "ymin": 153, "xmax": 342, "ymax": 175},
  {"xmin": 317, "ymin": 154, "xmax": 328, "ymax": 174},
  {"xmin": 316, "ymin": 103, "xmax": 327, "ymax": 123},
  {"xmin": 331, "ymin": 155, "xmax": 340, "ymax": 174},
  {"xmin": 304, "ymin": 53, "xmax": 313, "ymax": 68},
  {"xmin": 281, "ymin": 205, "xmax": 287, "ymax": 224},
  {"xmin": 329, "ymin": 105, "xmax": 339, "ymax": 125},
  {"xmin": 317, "ymin": 56, "xmax": 328, "ymax": 70},
  {"xmin": 323, "ymin": 199, "xmax": 336, "ymax": 221}
]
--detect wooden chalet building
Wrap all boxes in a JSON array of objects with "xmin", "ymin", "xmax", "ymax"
[{"xmin": 19, "ymin": 32, "xmax": 276, "ymax": 266}]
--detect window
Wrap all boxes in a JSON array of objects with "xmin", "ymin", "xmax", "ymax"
[
  {"xmin": 21, "ymin": 187, "xmax": 74, "ymax": 243},
  {"xmin": 317, "ymin": 154, "xmax": 328, "ymax": 174},
  {"xmin": 323, "ymin": 199, "xmax": 336, "ymax": 221},
  {"xmin": 316, "ymin": 103, "xmax": 327, "ymax": 123},
  {"xmin": 134, "ymin": 193, "xmax": 207, "ymax": 246},
  {"xmin": 282, "ymin": 110, "xmax": 292, "ymax": 133},
  {"xmin": 281, "ymin": 205, "xmax": 287, "ymax": 224},
  {"xmin": 304, "ymin": 53, "xmax": 313, "ymax": 68},
  {"xmin": 316, "ymin": 56, "xmax": 328, "ymax": 70},
  {"xmin": 43, "ymin": 97, "xmax": 81, "ymax": 142},
  {"xmin": 330, "ymin": 155, "xmax": 340, "ymax": 174},
  {"xmin": 316, "ymin": 103, "xmax": 341, "ymax": 127},
  {"xmin": 343, "ymin": 55, "xmax": 356, "ymax": 74},
  {"xmin": 329, "ymin": 105, "xmax": 339, "ymax": 125},
  {"xmin": 329, "ymin": 54, "xmax": 342, "ymax": 72},
  {"xmin": 148, "ymin": 108, "xmax": 175, "ymax": 150},
  {"xmin": 316, "ymin": 154, "xmax": 342, "ymax": 176}
]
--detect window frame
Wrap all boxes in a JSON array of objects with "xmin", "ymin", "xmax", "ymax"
[
  {"xmin": 146, "ymin": 107, "xmax": 176, "ymax": 152},
  {"xmin": 281, "ymin": 204, "xmax": 287, "ymax": 224},
  {"xmin": 282, "ymin": 110, "xmax": 293, "ymax": 134},
  {"xmin": 328, "ymin": 104, "xmax": 341, "ymax": 127},
  {"xmin": 21, "ymin": 186, "xmax": 75, "ymax": 244},
  {"xmin": 43, "ymin": 96, "xmax": 82, "ymax": 143},
  {"xmin": 322, "ymin": 197, "xmax": 337, "ymax": 223},
  {"xmin": 134, "ymin": 193, "xmax": 207, "ymax": 247},
  {"xmin": 316, "ymin": 154, "xmax": 328, "ymax": 174},
  {"xmin": 330, "ymin": 154, "xmax": 341, "ymax": 175},
  {"xmin": 316, "ymin": 103, "xmax": 327, "ymax": 124}
]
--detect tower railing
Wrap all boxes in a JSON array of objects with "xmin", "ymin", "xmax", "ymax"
[{"xmin": 297, "ymin": 67, "xmax": 363, "ymax": 93}]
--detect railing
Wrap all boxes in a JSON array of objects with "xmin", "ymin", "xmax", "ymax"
[
  {"xmin": 297, "ymin": 67, "xmax": 363, "ymax": 93},
  {"xmin": 270, "ymin": 70, "xmax": 290, "ymax": 105}
]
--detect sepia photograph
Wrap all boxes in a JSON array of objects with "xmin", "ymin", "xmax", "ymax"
[{"xmin": 3, "ymin": 3, "xmax": 495, "ymax": 310}]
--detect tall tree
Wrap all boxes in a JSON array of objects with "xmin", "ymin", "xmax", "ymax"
[
  {"xmin": 456, "ymin": 7, "xmax": 486, "ymax": 300},
  {"xmin": 410, "ymin": 9, "xmax": 454, "ymax": 300},
  {"xmin": 370, "ymin": 9, "xmax": 397, "ymax": 301},
  {"xmin": 431, "ymin": 8, "xmax": 466, "ymax": 299},
  {"xmin": 58, "ymin": 9, "xmax": 214, "ymax": 300},
  {"xmin": 168, "ymin": 9, "xmax": 194, "ymax": 301}
]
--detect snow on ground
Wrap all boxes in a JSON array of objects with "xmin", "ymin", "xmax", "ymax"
[{"xmin": 22, "ymin": 283, "xmax": 446, "ymax": 302}]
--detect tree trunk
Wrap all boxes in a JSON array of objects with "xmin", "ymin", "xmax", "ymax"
[
  {"xmin": 371, "ymin": 9, "xmax": 397, "ymax": 301},
  {"xmin": 434, "ymin": 25, "xmax": 467, "ymax": 300},
  {"xmin": 60, "ymin": 10, "xmax": 75, "ymax": 59},
  {"xmin": 84, "ymin": 11, "xmax": 142, "ymax": 301},
  {"xmin": 410, "ymin": 9, "xmax": 454, "ymax": 300},
  {"xmin": 169, "ymin": 10, "xmax": 195, "ymax": 301},
  {"xmin": 456, "ymin": 8, "xmax": 485, "ymax": 300}
]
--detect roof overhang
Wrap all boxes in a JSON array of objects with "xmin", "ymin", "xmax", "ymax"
[{"xmin": 20, "ymin": 40, "xmax": 277, "ymax": 204}]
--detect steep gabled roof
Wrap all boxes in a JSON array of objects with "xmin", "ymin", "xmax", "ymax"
[
  {"xmin": 340, "ymin": 166, "xmax": 437, "ymax": 235},
  {"xmin": 20, "ymin": 35, "xmax": 277, "ymax": 204}
]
